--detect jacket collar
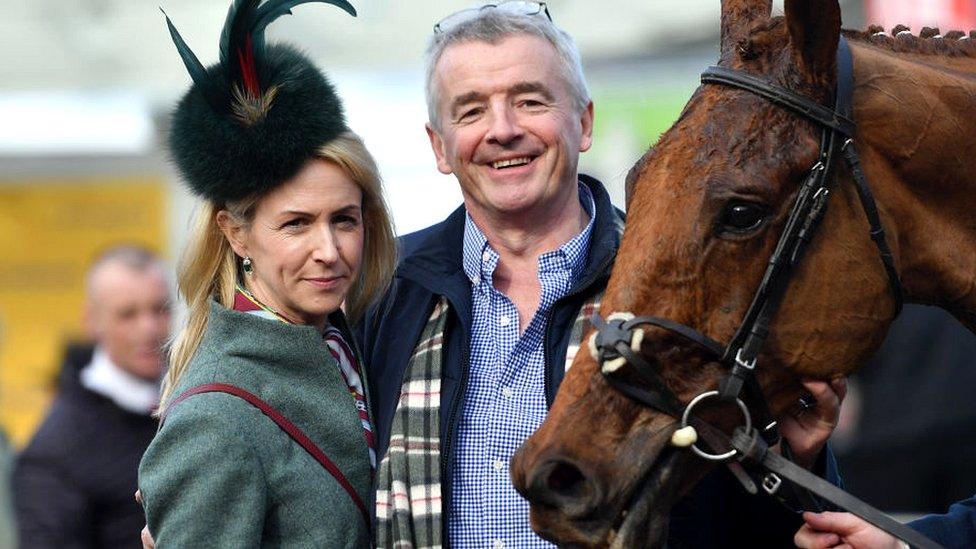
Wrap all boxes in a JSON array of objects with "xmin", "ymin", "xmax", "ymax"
[{"xmin": 397, "ymin": 174, "xmax": 624, "ymax": 296}]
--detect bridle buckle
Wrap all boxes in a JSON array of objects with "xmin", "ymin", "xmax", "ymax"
[
  {"xmin": 762, "ymin": 472, "xmax": 783, "ymax": 495},
  {"xmin": 734, "ymin": 348, "xmax": 757, "ymax": 371}
]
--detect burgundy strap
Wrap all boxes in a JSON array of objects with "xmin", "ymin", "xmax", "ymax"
[{"xmin": 164, "ymin": 383, "xmax": 371, "ymax": 528}]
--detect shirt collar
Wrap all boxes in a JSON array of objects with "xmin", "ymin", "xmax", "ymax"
[
  {"xmin": 233, "ymin": 286, "xmax": 336, "ymax": 333},
  {"xmin": 462, "ymin": 212, "xmax": 492, "ymax": 286},
  {"xmin": 79, "ymin": 346, "xmax": 160, "ymax": 415},
  {"xmin": 461, "ymin": 181, "xmax": 597, "ymax": 286},
  {"xmin": 558, "ymin": 183, "xmax": 596, "ymax": 282},
  {"xmin": 234, "ymin": 285, "xmax": 289, "ymax": 322}
]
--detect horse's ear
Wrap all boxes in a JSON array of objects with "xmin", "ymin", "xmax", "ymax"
[
  {"xmin": 785, "ymin": 0, "xmax": 841, "ymax": 79},
  {"xmin": 720, "ymin": 0, "xmax": 772, "ymax": 48}
]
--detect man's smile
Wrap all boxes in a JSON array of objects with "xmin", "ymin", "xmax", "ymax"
[{"xmin": 491, "ymin": 156, "xmax": 533, "ymax": 169}]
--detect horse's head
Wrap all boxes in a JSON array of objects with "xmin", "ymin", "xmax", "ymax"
[{"xmin": 511, "ymin": 0, "xmax": 902, "ymax": 546}]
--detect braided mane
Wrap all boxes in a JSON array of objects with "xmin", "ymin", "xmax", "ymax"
[
  {"xmin": 740, "ymin": 17, "xmax": 976, "ymax": 60},
  {"xmin": 844, "ymin": 25, "xmax": 976, "ymax": 57}
]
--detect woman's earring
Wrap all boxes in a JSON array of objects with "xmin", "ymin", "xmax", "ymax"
[{"xmin": 242, "ymin": 256, "xmax": 253, "ymax": 275}]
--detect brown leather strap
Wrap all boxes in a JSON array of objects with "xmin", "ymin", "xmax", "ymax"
[
  {"xmin": 731, "ymin": 428, "xmax": 944, "ymax": 549},
  {"xmin": 164, "ymin": 383, "xmax": 371, "ymax": 529}
]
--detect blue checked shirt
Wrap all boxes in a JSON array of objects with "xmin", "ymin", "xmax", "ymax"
[{"xmin": 449, "ymin": 183, "xmax": 596, "ymax": 549}]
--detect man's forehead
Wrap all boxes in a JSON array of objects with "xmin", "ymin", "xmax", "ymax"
[
  {"xmin": 436, "ymin": 33, "xmax": 557, "ymax": 67},
  {"xmin": 436, "ymin": 37, "xmax": 563, "ymax": 95},
  {"xmin": 88, "ymin": 262, "xmax": 169, "ymax": 304}
]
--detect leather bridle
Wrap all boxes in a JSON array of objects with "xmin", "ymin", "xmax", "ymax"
[{"xmin": 590, "ymin": 38, "xmax": 943, "ymax": 549}]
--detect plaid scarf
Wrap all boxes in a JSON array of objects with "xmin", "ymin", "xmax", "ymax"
[{"xmin": 375, "ymin": 292, "xmax": 603, "ymax": 549}]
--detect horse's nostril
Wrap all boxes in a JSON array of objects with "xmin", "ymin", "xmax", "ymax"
[
  {"xmin": 521, "ymin": 457, "xmax": 603, "ymax": 518},
  {"xmin": 547, "ymin": 461, "xmax": 586, "ymax": 498}
]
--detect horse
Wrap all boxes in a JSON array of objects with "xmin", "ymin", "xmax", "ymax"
[{"xmin": 510, "ymin": 0, "xmax": 976, "ymax": 547}]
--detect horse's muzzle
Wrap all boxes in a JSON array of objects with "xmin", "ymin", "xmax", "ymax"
[{"xmin": 514, "ymin": 452, "xmax": 605, "ymax": 520}]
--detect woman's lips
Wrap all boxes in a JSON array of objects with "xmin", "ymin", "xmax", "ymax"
[{"xmin": 305, "ymin": 276, "xmax": 345, "ymax": 290}]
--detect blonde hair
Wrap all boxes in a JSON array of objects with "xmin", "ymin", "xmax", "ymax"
[{"xmin": 159, "ymin": 131, "xmax": 397, "ymax": 412}]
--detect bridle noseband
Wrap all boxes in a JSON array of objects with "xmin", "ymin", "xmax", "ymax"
[{"xmin": 588, "ymin": 37, "xmax": 943, "ymax": 549}]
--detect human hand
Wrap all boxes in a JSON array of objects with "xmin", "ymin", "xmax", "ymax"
[
  {"xmin": 141, "ymin": 526, "xmax": 155, "ymax": 549},
  {"xmin": 794, "ymin": 511, "xmax": 903, "ymax": 549},
  {"xmin": 134, "ymin": 490, "xmax": 155, "ymax": 549},
  {"xmin": 777, "ymin": 377, "xmax": 846, "ymax": 469}
]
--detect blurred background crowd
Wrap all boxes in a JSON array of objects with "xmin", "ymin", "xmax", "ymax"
[{"xmin": 1, "ymin": 0, "xmax": 975, "ymax": 546}]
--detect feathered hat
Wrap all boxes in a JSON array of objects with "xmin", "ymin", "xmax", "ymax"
[{"xmin": 162, "ymin": 0, "xmax": 356, "ymax": 203}]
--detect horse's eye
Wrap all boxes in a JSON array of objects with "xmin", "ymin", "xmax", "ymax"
[{"xmin": 718, "ymin": 202, "xmax": 766, "ymax": 233}]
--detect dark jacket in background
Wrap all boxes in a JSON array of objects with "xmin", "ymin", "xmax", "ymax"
[
  {"xmin": 838, "ymin": 305, "xmax": 976, "ymax": 512},
  {"xmin": 910, "ymin": 496, "xmax": 976, "ymax": 549},
  {"xmin": 829, "ymin": 304, "xmax": 976, "ymax": 548},
  {"xmin": 358, "ymin": 175, "xmax": 840, "ymax": 548},
  {"xmin": 13, "ymin": 344, "xmax": 157, "ymax": 549}
]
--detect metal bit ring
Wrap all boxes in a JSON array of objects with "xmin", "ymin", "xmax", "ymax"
[{"xmin": 680, "ymin": 390, "xmax": 752, "ymax": 461}]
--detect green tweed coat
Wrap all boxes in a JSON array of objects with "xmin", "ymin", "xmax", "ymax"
[{"xmin": 139, "ymin": 301, "xmax": 373, "ymax": 548}]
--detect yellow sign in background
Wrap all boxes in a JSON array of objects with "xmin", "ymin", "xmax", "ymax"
[{"xmin": 0, "ymin": 177, "xmax": 167, "ymax": 447}]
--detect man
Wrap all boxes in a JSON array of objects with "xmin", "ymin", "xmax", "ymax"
[
  {"xmin": 14, "ymin": 245, "xmax": 170, "ymax": 548},
  {"xmin": 361, "ymin": 3, "xmax": 842, "ymax": 548}
]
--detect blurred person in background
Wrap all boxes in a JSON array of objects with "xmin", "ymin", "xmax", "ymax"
[
  {"xmin": 137, "ymin": 0, "xmax": 396, "ymax": 546},
  {"xmin": 12, "ymin": 245, "xmax": 170, "ymax": 549},
  {"xmin": 0, "ymin": 322, "xmax": 16, "ymax": 549}
]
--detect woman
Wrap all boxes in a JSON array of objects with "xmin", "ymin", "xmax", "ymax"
[{"xmin": 139, "ymin": 1, "xmax": 395, "ymax": 546}]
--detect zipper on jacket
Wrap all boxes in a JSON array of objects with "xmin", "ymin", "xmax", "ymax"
[{"xmin": 439, "ymin": 305, "xmax": 470, "ymax": 548}]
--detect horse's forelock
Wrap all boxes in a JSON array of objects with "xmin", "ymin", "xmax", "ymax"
[{"xmin": 720, "ymin": 0, "xmax": 773, "ymax": 53}]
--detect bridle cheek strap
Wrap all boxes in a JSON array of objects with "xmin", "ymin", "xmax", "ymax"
[
  {"xmin": 701, "ymin": 37, "xmax": 903, "ymax": 377},
  {"xmin": 588, "ymin": 36, "xmax": 938, "ymax": 549},
  {"xmin": 595, "ymin": 37, "xmax": 903, "ymax": 431}
]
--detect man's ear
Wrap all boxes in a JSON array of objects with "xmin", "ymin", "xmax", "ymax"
[
  {"xmin": 216, "ymin": 210, "xmax": 249, "ymax": 259},
  {"xmin": 426, "ymin": 122, "xmax": 454, "ymax": 175},
  {"xmin": 83, "ymin": 299, "xmax": 100, "ymax": 340},
  {"xmin": 579, "ymin": 101, "xmax": 594, "ymax": 153}
]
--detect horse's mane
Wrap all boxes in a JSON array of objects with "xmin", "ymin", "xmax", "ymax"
[
  {"xmin": 742, "ymin": 16, "xmax": 976, "ymax": 59},
  {"xmin": 844, "ymin": 25, "xmax": 976, "ymax": 58}
]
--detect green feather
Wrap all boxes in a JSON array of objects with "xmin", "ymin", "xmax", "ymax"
[
  {"xmin": 161, "ymin": 8, "xmax": 210, "ymax": 89},
  {"xmin": 252, "ymin": 0, "xmax": 357, "ymax": 38},
  {"xmin": 162, "ymin": 8, "xmax": 226, "ymax": 111},
  {"xmin": 219, "ymin": 0, "xmax": 263, "ymax": 68}
]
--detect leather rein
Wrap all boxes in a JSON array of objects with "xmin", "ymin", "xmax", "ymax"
[{"xmin": 590, "ymin": 38, "xmax": 942, "ymax": 549}]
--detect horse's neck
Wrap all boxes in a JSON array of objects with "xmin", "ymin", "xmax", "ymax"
[{"xmin": 852, "ymin": 42, "xmax": 976, "ymax": 329}]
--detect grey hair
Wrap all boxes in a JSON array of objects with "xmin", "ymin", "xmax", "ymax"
[
  {"xmin": 86, "ymin": 244, "xmax": 167, "ymax": 296},
  {"xmin": 424, "ymin": 7, "xmax": 590, "ymax": 130}
]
